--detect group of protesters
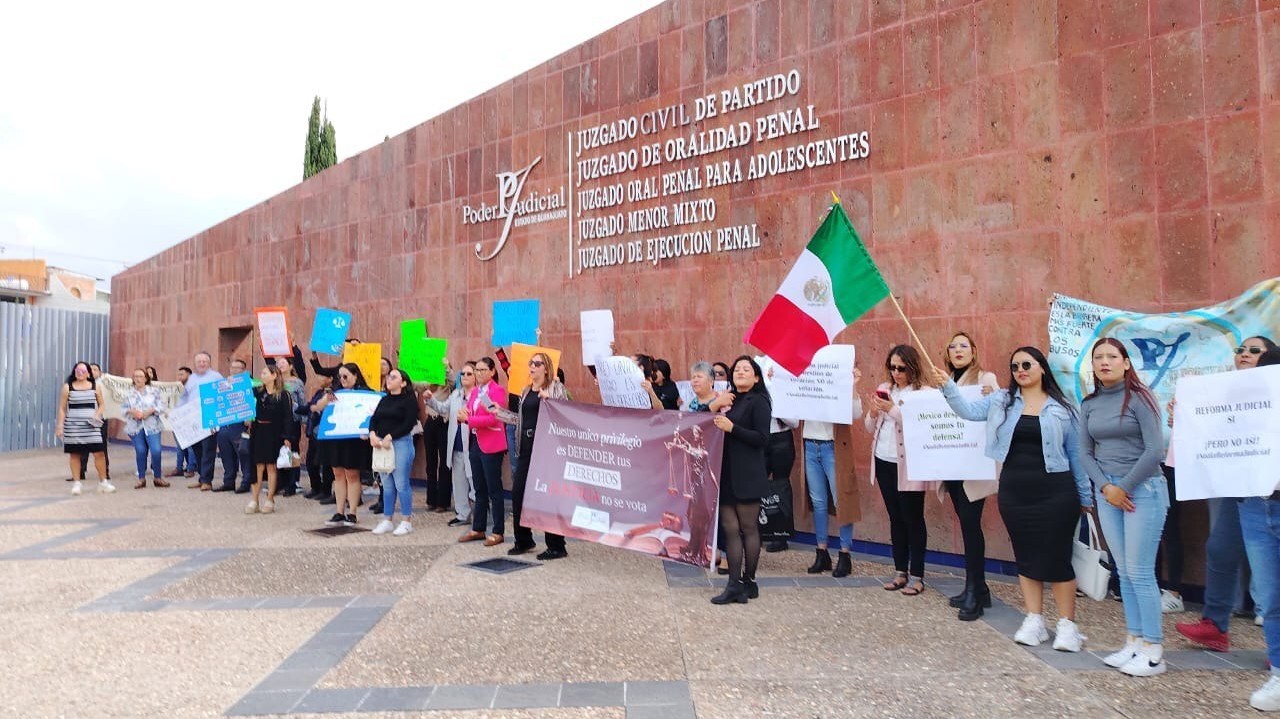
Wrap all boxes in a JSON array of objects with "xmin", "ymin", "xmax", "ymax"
[{"xmin": 54, "ymin": 326, "xmax": 1280, "ymax": 710}]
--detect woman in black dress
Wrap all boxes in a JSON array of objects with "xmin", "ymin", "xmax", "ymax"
[
  {"xmin": 710, "ymin": 355, "xmax": 773, "ymax": 605},
  {"xmin": 315, "ymin": 363, "xmax": 374, "ymax": 527},
  {"xmin": 246, "ymin": 364, "xmax": 294, "ymax": 515},
  {"xmin": 933, "ymin": 347, "xmax": 1093, "ymax": 651}
]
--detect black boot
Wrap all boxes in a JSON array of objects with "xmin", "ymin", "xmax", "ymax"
[
  {"xmin": 765, "ymin": 540, "xmax": 789, "ymax": 553},
  {"xmin": 974, "ymin": 581, "xmax": 992, "ymax": 608},
  {"xmin": 832, "ymin": 551, "xmax": 852, "ymax": 578},
  {"xmin": 958, "ymin": 589, "xmax": 984, "ymax": 621},
  {"xmin": 711, "ymin": 579, "xmax": 749, "ymax": 605},
  {"xmin": 949, "ymin": 579, "xmax": 974, "ymax": 609},
  {"xmin": 806, "ymin": 548, "xmax": 832, "ymax": 574},
  {"xmin": 744, "ymin": 575, "xmax": 760, "ymax": 599}
]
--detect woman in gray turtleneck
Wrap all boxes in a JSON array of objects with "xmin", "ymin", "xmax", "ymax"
[{"xmin": 1079, "ymin": 338, "xmax": 1167, "ymax": 678}]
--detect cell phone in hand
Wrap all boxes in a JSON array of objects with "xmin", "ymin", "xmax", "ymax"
[
  {"xmin": 875, "ymin": 389, "xmax": 891, "ymax": 401},
  {"xmin": 494, "ymin": 348, "xmax": 510, "ymax": 375}
]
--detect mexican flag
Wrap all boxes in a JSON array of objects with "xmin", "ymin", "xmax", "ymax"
[{"xmin": 745, "ymin": 203, "xmax": 889, "ymax": 375}]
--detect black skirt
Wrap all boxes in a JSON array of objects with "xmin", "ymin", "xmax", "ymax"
[
  {"xmin": 249, "ymin": 421, "xmax": 285, "ymax": 464},
  {"xmin": 321, "ymin": 437, "xmax": 371, "ymax": 471},
  {"xmin": 997, "ymin": 415, "xmax": 1080, "ymax": 582}
]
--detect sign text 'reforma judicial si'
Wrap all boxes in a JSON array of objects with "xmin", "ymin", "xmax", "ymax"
[{"xmin": 462, "ymin": 69, "xmax": 872, "ymax": 276}]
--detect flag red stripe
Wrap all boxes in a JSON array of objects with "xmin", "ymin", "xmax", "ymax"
[{"xmin": 743, "ymin": 295, "xmax": 830, "ymax": 376}]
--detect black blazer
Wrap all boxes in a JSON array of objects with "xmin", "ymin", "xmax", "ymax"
[{"xmin": 721, "ymin": 390, "xmax": 771, "ymax": 502}]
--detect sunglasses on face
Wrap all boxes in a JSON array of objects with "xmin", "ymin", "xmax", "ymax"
[
  {"xmin": 460, "ymin": 371, "xmax": 473, "ymax": 376},
  {"xmin": 888, "ymin": 365, "xmax": 908, "ymax": 373},
  {"xmin": 714, "ymin": 371, "xmax": 726, "ymax": 377},
  {"xmin": 529, "ymin": 360, "xmax": 545, "ymax": 368},
  {"xmin": 1010, "ymin": 361, "xmax": 1035, "ymax": 372},
  {"xmin": 1236, "ymin": 346, "xmax": 1264, "ymax": 356}
]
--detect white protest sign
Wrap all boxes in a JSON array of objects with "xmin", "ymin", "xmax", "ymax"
[
  {"xmin": 166, "ymin": 400, "xmax": 212, "ymax": 450},
  {"xmin": 675, "ymin": 380, "xmax": 695, "ymax": 410},
  {"xmin": 580, "ymin": 309, "xmax": 615, "ymax": 365},
  {"xmin": 98, "ymin": 374, "xmax": 185, "ymax": 420},
  {"xmin": 256, "ymin": 307, "xmax": 291, "ymax": 357},
  {"xmin": 899, "ymin": 386, "xmax": 997, "ymax": 482},
  {"xmin": 596, "ymin": 356, "xmax": 651, "ymax": 409},
  {"xmin": 759, "ymin": 345, "xmax": 856, "ymax": 424},
  {"xmin": 1172, "ymin": 365, "xmax": 1280, "ymax": 500}
]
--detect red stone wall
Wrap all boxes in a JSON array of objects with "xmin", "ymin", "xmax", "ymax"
[{"xmin": 112, "ymin": 0, "xmax": 1280, "ymax": 570}]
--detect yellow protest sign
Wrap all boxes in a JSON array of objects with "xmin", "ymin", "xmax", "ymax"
[
  {"xmin": 343, "ymin": 342, "xmax": 383, "ymax": 391},
  {"xmin": 508, "ymin": 343, "xmax": 562, "ymax": 395}
]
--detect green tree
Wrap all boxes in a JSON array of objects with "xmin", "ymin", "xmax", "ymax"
[{"xmin": 304, "ymin": 97, "xmax": 337, "ymax": 179}]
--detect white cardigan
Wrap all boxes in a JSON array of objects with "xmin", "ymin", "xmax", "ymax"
[{"xmin": 425, "ymin": 388, "xmax": 472, "ymax": 478}]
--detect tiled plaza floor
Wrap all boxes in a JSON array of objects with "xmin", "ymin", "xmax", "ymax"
[{"xmin": 1, "ymin": 445, "xmax": 1272, "ymax": 718}]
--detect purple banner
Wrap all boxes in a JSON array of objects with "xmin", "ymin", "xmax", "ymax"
[{"xmin": 522, "ymin": 400, "xmax": 723, "ymax": 568}]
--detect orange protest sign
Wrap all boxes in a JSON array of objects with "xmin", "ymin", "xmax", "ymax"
[
  {"xmin": 255, "ymin": 307, "xmax": 292, "ymax": 357},
  {"xmin": 343, "ymin": 342, "xmax": 383, "ymax": 391},
  {"xmin": 507, "ymin": 343, "xmax": 562, "ymax": 395}
]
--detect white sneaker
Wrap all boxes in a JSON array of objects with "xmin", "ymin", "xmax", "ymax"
[
  {"xmin": 372, "ymin": 519, "xmax": 395, "ymax": 535},
  {"xmin": 1104, "ymin": 636, "xmax": 1142, "ymax": 668},
  {"xmin": 1160, "ymin": 589, "xmax": 1184, "ymax": 614},
  {"xmin": 98, "ymin": 480, "xmax": 116, "ymax": 494},
  {"xmin": 1251, "ymin": 675, "xmax": 1280, "ymax": 711},
  {"xmin": 393, "ymin": 521, "xmax": 413, "ymax": 536},
  {"xmin": 1052, "ymin": 618, "xmax": 1086, "ymax": 652},
  {"xmin": 71, "ymin": 481, "xmax": 82, "ymax": 496},
  {"xmin": 244, "ymin": 500, "xmax": 259, "ymax": 515},
  {"xmin": 260, "ymin": 499, "xmax": 275, "ymax": 514},
  {"xmin": 1014, "ymin": 614, "xmax": 1050, "ymax": 646},
  {"xmin": 1259, "ymin": 614, "xmax": 1266, "ymax": 627},
  {"xmin": 1119, "ymin": 644, "xmax": 1167, "ymax": 677}
]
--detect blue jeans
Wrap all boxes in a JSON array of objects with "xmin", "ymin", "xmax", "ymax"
[
  {"xmin": 175, "ymin": 446, "xmax": 196, "ymax": 472},
  {"xmin": 469, "ymin": 443, "xmax": 506, "ymax": 535},
  {"xmin": 1239, "ymin": 497, "xmax": 1280, "ymax": 675},
  {"xmin": 1203, "ymin": 497, "xmax": 1250, "ymax": 631},
  {"xmin": 381, "ymin": 435, "xmax": 417, "ymax": 518},
  {"xmin": 805, "ymin": 439, "xmax": 852, "ymax": 551},
  {"xmin": 1096, "ymin": 474, "xmax": 1168, "ymax": 643},
  {"xmin": 506, "ymin": 424, "xmax": 519, "ymax": 466},
  {"xmin": 131, "ymin": 430, "xmax": 162, "ymax": 479}
]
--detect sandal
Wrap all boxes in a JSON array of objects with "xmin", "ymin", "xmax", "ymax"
[
  {"xmin": 883, "ymin": 572, "xmax": 908, "ymax": 591},
  {"xmin": 901, "ymin": 578, "xmax": 926, "ymax": 596},
  {"xmin": 134, "ymin": 479, "xmax": 146, "ymax": 489}
]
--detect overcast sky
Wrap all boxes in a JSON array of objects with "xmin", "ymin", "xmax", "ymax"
[{"xmin": 0, "ymin": 0, "xmax": 663, "ymax": 289}]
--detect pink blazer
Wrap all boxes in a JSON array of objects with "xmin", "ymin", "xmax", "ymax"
[
  {"xmin": 864, "ymin": 382, "xmax": 933, "ymax": 493},
  {"xmin": 466, "ymin": 382, "xmax": 509, "ymax": 455}
]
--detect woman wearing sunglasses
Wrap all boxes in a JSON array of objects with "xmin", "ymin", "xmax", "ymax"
[
  {"xmin": 930, "ymin": 347, "xmax": 1092, "ymax": 652},
  {"xmin": 505, "ymin": 352, "xmax": 570, "ymax": 559},
  {"xmin": 425, "ymin": 362, "xmax": 476, "ymax": 528},
  {"xmin": 865, "ymin": 345, "xmax": 930, "ymax": 596},
  {"xmin": 457, "ymin": 357, "xmax": 509, "ymax": 546},
  {"xmin": 314, "ymin": 363, "xmax": 374, "ymax": 527},
  {"xmin": 1176, "ymin": 334, "xmax": 1277, "ymax": 653}
]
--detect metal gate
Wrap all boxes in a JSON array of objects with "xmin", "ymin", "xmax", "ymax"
[{"xmin": 0, "ymin": 303, "xmax": 110, "ymax": 452}]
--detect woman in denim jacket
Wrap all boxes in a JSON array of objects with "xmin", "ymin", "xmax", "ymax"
[{"xmin": 931, "ymin": 346, "xmax": 1092, "ymax": 653}]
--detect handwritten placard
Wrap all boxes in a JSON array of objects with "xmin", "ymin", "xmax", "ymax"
[
  {"xmin": 198, "ymin": 372, "xmax": 257, "ymax": 429},
  {"xmin": 343, "ymin": 342, "xmax": 383, "ymax": 392},
  {"xmin": 596, "ymin": 356, "xmax": 651, "ymax": 409},
  {"xmin": 256, "ymin": 307, "xmax": 291, "ymax": 357},
  {"xmin": 579, "ymin": 309, "xmax": 614, "ymax": 365}
]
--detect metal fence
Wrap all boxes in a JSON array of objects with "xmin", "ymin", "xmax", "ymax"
[{"xmin": 0, "ymin": 302, "xmax": 110, "ymax": 452}]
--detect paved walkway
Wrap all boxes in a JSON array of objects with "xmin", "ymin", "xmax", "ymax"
[{"xmin": 0, "ymin": 446, "xmax": 1270, "ymax": 718}]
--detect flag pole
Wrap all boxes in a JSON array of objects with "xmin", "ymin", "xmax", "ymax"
[{"xmin": 886, "ymin": 291, "xmax": 939, "ymax": 374}]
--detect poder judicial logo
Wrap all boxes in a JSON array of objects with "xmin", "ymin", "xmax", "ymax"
[{"xmin": 463, "ymin": 156, "xmax": 567, "ymax": 261}]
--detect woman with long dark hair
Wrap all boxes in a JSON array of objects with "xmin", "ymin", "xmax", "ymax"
[
  {"xmin": 369, "ymin": 368, "xmax": 419, "ymax": 536},
  {"xmin": 505, "ymin": 351, "xmax": 570, "ymax": 559},
  {"xmin": 865, "ymin": 345, "xmax": 930, "ymax": 596},
  {"xmin": 245, "ymin": 364, "xmax": 294, "ymax": 515},
  {"xmin": 457, "ymin": 357, "xmax": 509, "ymax": 547},
  {"xmin": 56, "ymin": 361, "xmax": 112, "ymax": 496},
  {"xmin": 315, "ymin": 363, "xmax": 373, "ymax": 527},
  {"xmin": 709, "ymin": 355, "xmax": 772, "ymax": 605},
  {"xmin": 1079, "ymin": 338, "xmax": 1168, "ymax": 675},
  {"xmin": 932, "ymin": 347, "xmax": 1092, "ymax": 652},
  {"xmin": 651, "ymin": 358, "xmax": 680, "ymax": 410},
  {"xmin": 940, "ymin": 332, "xmax": 1000, "ymax": 620}
]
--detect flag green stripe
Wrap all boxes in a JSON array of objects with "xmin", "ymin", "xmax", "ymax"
[{"xmin": 806, "ymin": 204, "xmax": 890, "ymax": 323}]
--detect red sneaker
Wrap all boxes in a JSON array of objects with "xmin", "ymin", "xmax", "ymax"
[{"xmin": 1176, "ymin": 618, "xmax": 1230, "ymax": 652}]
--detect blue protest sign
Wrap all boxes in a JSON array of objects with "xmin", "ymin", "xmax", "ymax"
[
  {"xmin": 199, "ymin": 372, "xmax": 257, "ymax": 429},
  {"xmin": 491, "ymin": 299, "xmax": 540, "ymax": 347},
  {"xmin": 310, "ymin": 308, "xmax": 352, "ymax": 355},
  {"xmin": 317, "ymin": 389, "xmax": 384, "ymax": 439}
]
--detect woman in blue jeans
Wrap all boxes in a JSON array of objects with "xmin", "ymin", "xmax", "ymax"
[
  {"xmin": 368, "ymin": 368, "xmax": 419, "ymax": 536},
  {"xmin": 120, "ymin": 368, "xmax": 168, "ymax": 488},
  {"xmin": 804, "ymin": 367, "xmax": 863, "ymax": 577},
  {"xmin": 1078, "ymin": 338, "xmax": 1168, "ymax": 676}
]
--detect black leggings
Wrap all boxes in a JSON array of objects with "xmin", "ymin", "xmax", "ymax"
[
  {"xmin": 945, "ymin": 481, "xmax": 986, "ymax": 585},
  {"xmin": 719, "ymin": 501, "xmax": 761, "ymax": 582},
  {"xmin": 875, "ymin": 458, "xmax": 927, "ymax": 578}
]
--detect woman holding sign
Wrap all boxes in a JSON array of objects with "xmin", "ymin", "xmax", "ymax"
[
  {"xmin": 504, "ymin": 352, "xmax": 570, "ymax": 559},
  {"xmin": 245, "ymin": 365, "xmax": 295, "ymax": 515},
  {"xmin": 1079, "ymin": 338, "xmax": 1168, "ymax": 676},
  {"xmin": 315, "ymin": 363, "xmax": 374, "ymax": 527},
  {"xmin": 457, "ymin": 357, "xmax": 509, "ymax": 547},
  {"xmin": 931, "ymin": 347, "xmax": 1092, "ymax": 652},
  {"xmin": 709, "ymin": 356, "xmax": 773, "ymax": 605},
  {"xmin": 865, "ymin": 345, "xmax": 929, "ymax": 597},
  {"xmin": 940, "ymin": 332, "xmax": 1000, "ymax": 620}
]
